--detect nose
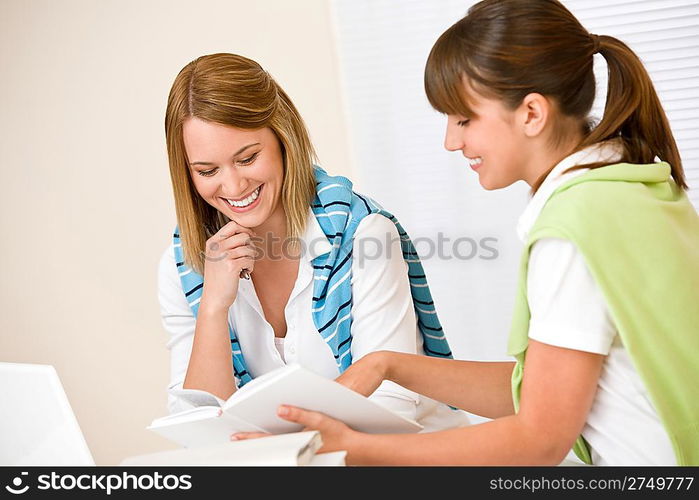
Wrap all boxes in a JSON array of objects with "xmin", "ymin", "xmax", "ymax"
[
  {"xmin": 218, "ymin": 166, "xmax": 250, "ymax": 198},
  {"xmin": 444, "ymin": 119, "xmax": 464, "ymax": 152}
]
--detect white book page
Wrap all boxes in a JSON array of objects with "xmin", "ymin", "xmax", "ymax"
[
  {"xmin": 148, "ymin": 408, "xmax": 267, "ymax": 448},
  {"xmin": 169, "ymin": 388, "xmax": 225, "ymax": 408},
  {"xmin": 223, "ymin": 364, "xmax": 422, "ymax": 434},
  {"xmin": 150, "ymin": 364, "xmax": 421, "ymax": 447},
  {"xmin": 149, "ymin": 406, "xmax": 220, "ymax": 427}
]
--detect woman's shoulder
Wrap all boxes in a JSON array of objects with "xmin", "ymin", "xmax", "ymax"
[
  {"xmin": 157, "ymin": 242, "xmax": 183, "ymax": 293},
  {"xmin": 353, "ymin": 212, "xmax": 400, "ymax": 240},
  {"xmin": 350, "ymin": 213, "xmax": 407, "ymax": 274},
  {"xmin": 158, "ymin": 242, "xmax": 176, "ymax": 269}
]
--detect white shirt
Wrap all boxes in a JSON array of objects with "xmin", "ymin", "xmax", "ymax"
[
  {"xmin": 158, "ymin": 209, "xmax": 471, "ymax": 432},
  {"xmin": 518, "ymin": 143, "xmax": 676, "ymax": 465}
]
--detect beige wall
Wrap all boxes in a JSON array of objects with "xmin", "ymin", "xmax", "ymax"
[{"xmin": 0, "ymin": 0, "xmax": 351, "ymax": 465}]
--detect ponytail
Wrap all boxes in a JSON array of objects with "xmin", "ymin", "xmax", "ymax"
[
  {"xmin": 576, "ymin": 34, "xmax": 686, "ymax": 189},
  {"xmin": 424, "ymin": 0, "xmax": 687, "ymax": 191}
]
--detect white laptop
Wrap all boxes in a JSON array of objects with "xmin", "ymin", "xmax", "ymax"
[{"xmin": 0, "ymin": 362, "xmax": 95, "ymax": 465}]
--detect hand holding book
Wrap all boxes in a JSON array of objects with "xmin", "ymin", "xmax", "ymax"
[
  {"xmin": 149, "ymin": 363, "xmax": 421, "ymax": 449},
  {"xmin": 232, "ymin": 403, "xmax": 358, "ymax": 458}
]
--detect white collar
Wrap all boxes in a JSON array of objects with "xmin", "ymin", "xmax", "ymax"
[
  {"xmin": 237, "ymin": 208, "xmax": 331, "ymax": 305},
  {"xmin": 300, "ymin": 208, "xmax": 333, "ymax": 261},
  {"xmin": 516, "ymin": 141, "xmax": 622, "ymax": 242}
]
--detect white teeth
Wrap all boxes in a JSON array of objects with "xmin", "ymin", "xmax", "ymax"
[
  {"xmin": 226, "ymin": 186, "xmax": 261, "ymax": 208},
  {"xmin": 468, "ymin": 157, "xmax": 482, "ymax": 166}
]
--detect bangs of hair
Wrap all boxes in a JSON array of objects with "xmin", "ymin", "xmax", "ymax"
[{"xmin": 424, "ymin": 22, "xmax": 478, "ymax": 117}]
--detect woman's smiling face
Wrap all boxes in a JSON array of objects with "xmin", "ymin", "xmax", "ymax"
[
  {"xmin": 183, "ymin": 117, "xmax": 285, "ymax": 229},
  {"xmin": 443, "ymin": 91, "xmax": 529, "ymax": 191}
]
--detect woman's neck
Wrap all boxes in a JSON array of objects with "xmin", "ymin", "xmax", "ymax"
[
  {"xmin": 252, "ymin": 202, "xmax": 298, "ymax": 262},
  {"xmin": 522, "ymin": 131, "xmax": 585, "ymax": 188}
]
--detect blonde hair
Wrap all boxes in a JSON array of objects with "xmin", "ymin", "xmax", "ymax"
[{"xmin": 165, "ymin": 53, "xmax": 317, "ymax": 274}]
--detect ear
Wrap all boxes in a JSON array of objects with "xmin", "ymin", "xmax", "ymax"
[{"xmin": 518, "ymin": 93, "xmax": 550, "ymax": 138}]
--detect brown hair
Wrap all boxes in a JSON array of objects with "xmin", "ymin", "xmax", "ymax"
[
  {"xmin": 424, "ymin": 0, "xmax": 686, "ymax": 191},
  {"xmin": 165, "ymin": 53, "xmax": 317, "ymax": 274}
]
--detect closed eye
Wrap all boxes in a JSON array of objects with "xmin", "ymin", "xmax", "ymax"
[
  {"xmin": 195, "ymin": 151, "xmax": 259, "ymax": 176},
  {"xmin": 198, "ymin": 167, "xmax": 218, "ymax": 177},
  {"xmin": 457, "ymin": 119, "xmax": 470, "ymax": 127},
  {"xmin": 237, "ymin": 152, "xmax": 260, "ymax": 166}
]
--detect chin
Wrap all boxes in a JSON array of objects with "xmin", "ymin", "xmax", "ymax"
[
  {"xmin": 477, "ymin": 176, "xmax": 498, "ymax": 191},
  {"xmin": 478, "ymin": 175, "xmax": 515, "ymax": 191},
  {"xmin": 228, "ymin": 211, "xmax": 267, "ymax": 229}
]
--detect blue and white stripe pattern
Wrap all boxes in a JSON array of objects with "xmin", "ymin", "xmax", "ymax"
[{"xmin": 172, "ymin": 166, "xmax": 452, "ymax": 387}]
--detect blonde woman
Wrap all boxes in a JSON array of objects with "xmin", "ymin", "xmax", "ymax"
[{"xmin": 157, "ymin": 53, "xmax": 471, "ymax": 433}]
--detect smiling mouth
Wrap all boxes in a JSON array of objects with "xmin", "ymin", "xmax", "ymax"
[
  {"xmin": 222, "ymin": 184, "xmax": 263, "ymax": 209},
  {"xmin": 468, "ymin": 157, "xmax": 482, "ymax": 169}
]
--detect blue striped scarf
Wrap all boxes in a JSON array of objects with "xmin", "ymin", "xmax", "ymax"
[{"xmin": 173, "ymin": 166, "xmax": 452, "ymax": 387}]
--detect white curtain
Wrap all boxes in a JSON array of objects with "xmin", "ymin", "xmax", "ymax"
[
  {"xmin": 330, "ymin": 0, "xmax": 699, "ymax": 361},
  {"xmin": 569, "ymin": 0, "xmax": 699, "ymax": 208}
]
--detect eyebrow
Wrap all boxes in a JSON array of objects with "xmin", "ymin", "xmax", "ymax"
[{"xmin": 189, "ymin": 143, "xmax": 261, "ymax": 166}]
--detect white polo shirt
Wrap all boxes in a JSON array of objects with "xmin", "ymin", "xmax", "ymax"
[
  {"xmin": 520, "ymin": 143, "xmax": 676, "ymax": 465},
  {"xmin": 158, "ymin": 209, "xmax": 472, "ymax": 432}
]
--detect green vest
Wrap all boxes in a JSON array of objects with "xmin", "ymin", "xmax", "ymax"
[{"xmin": 508, "ymin": 162, "xmax": 699, "ymax": 465}]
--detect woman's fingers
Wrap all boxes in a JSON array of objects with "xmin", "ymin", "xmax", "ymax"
[
  {"xmin": 230, "ymin": 432, "xmax": 271, "ymax": 441},
  {"xmin": 276, "ymin": 405, "xmax": 353, "ymax": 453},
  {"xmin": 277, "ymin": 405, "xmax": 326, "ymax": 429},
  {"xmin": 200, "ymin": 223, "xmax": 258, "ymax": 309},
  {"xmin": 220, "ymin": 243, "xmax": 257, "ymax": 261},
  {"xmin": 205, "ymin": 231, "xmax": 259, "ymax": 272},
  {"xmin": 205, "ymin": 220, "xmax": 257, "ymax": 256},
  {"xmin": 217, "ymin": 220, "xmax": 256, "ymax": 239},
  {"xmin": 209, "ymin": 232, "xmax": 253, "ymax": 252}
]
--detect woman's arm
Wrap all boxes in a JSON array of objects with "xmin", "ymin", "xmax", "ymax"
[
  {"xmin": 158, "ymin": 242, "xmax": 238, "ymax": 402},
  {"xmin": 344, "ymin": 214, "xmax": 515, "ymax": 418},
  {"xmin": 183, "ymin": 304, "xmax": 237, "ymax": 400},
  {"xmin": 280, "ymin": 339, "xmax": 604, "ymax": 465},
  {"xmin": 346, "ymin": 351, "xmax": 515, "ymax": 419},
  {"xmin": 181, "ymin": 221, "xmax": 257, "ymax": 400}
]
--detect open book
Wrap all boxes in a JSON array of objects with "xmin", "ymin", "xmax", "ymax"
[
  {"xmin": 149, "ymin": 363, "xmax": 422, "ymax": 448},
  {"xmin": 121, "ymin": 431, "xmax": 345, "ymax": 466}
]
